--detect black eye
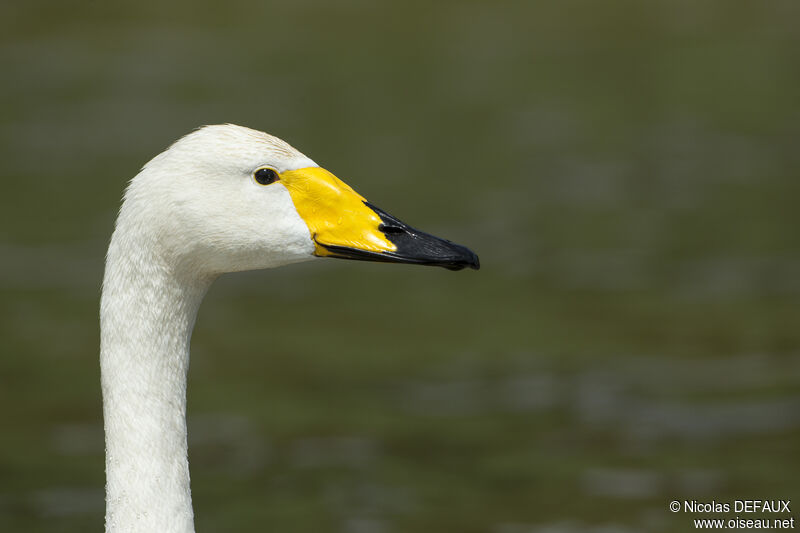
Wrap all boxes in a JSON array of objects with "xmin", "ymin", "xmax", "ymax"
[{"xmin": 254, "ymin": 167, "xmax": 279, "ymax": 185}]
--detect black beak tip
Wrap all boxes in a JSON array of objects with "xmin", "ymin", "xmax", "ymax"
[
  {"xmin": 468, "ymin": 251, "xmax": 480, "ymax": 270},
  {"xmin": 324, "ymin": 202, "xmax": 481, "ymax": 272},
  {"xmin": 448, "ymin": 246, "xmax": 480, "ymax": 271}
]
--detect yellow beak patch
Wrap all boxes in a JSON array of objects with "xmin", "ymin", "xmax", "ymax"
[{"xmin": 280, "ymin": 167, "xmax": 397, "ymax": 256}]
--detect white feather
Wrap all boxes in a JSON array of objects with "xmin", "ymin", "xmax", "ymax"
[{"xmin": 101, "ymin": 125, "xmax": 318, "ymax": 533}]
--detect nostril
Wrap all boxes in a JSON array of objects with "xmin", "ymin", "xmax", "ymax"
[{"xmin": 379, "ymin": 224, "xmax": 405, "ymax": 235}]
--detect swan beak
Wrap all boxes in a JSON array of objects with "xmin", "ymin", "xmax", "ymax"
[{"xmin": 280, "ymin": 167, "xmax": 480, "ymax": 271}]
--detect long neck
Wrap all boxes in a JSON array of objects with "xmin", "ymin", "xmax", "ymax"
[{"xmin": 100, "ymin": 228, "xmax": 212, "ymax": 533}]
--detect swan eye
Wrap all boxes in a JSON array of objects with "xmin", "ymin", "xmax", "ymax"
[{"xmin": 254, "ymin": 167, "xmax": 279, "ymax": 185}]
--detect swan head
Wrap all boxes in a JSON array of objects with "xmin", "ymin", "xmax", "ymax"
[{"xmin": 118, "ymin": 124, "xmax": 479, "ymax": 275}]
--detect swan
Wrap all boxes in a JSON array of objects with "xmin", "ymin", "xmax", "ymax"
[{"xmin": 100, "ymin": 124, "xmax": 479, "ymax": 533}]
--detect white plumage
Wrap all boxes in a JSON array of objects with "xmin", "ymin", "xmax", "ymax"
[{"xmin": 100, "ymin": 124, "xmax": 477, "ymax": 533}]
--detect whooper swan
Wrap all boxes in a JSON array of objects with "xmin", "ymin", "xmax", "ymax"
[{"xmin": 100, "ymin": 124, "xmax": 479, "ymax": 533}]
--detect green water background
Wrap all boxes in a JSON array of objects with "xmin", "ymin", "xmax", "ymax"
[{"xmin": 1, "ymin": 1, "xmax": 798, "ymax": 531}]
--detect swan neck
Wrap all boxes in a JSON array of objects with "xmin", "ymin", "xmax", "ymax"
[{"xmin": 100, "ymin": 232, "xmax": 211, "ymax": 533}]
